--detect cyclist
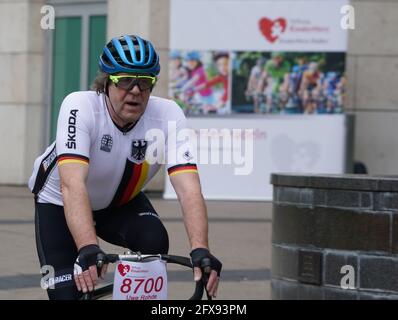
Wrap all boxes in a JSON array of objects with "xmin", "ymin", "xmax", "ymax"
[
  {"xmin": 245, "ymin": 57, "xmax": 266, "ymax": 113},
  {"xmin": 178, "ymin": 51, "xmax": 213, "ymax": 111},
  {"xmin": 260, "ymin": 52, "xmax": 291, "ymax": 113},
  {"xmin": 191, "ymin": 52, "xmax": 230, "ymax": 114},
  {"xmin": 168, "ymin": 50, "xmax": 189, "ymax": 96},
  {"xmin": 29, "ymin": 34, "xmax": 222, "ymax": 300}
]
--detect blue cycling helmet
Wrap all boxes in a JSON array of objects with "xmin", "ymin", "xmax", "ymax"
[
  {"xmin": 99, "ymin": 35, "xmax": 160, "ymax": 76},
  {"xmin": 292, "ymin": 65, "xmax": 301, "ymax": 73},
  {"xmin": 185, "ymin": 51, "xmax": 201, "ymax": 61}
]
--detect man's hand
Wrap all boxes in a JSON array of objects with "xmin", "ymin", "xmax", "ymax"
[
  {"xmin": 73, "ymin": 244, "xmax": 107, "ymax": 293},
  {"xmin": 190, "ymin": 248, "xmax": 222, "ymax": 298}
]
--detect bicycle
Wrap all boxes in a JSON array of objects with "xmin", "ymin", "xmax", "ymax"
[{"xmin": 81, "ymin": 251, "xmax": 213, "ymax": 300}]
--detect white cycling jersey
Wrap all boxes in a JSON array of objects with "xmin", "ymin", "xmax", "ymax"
[{"xmin": 29, "ymin": 91, "xmax": 197, "ymax": 210}]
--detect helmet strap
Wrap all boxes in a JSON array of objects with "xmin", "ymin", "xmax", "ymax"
[
  {"xmin": 104, "ymin": 79, "xmax": 109, "ymax": 96},
  {"xmin": 104, "ymin": 94, "xmax": 136, "ymax": 133}
]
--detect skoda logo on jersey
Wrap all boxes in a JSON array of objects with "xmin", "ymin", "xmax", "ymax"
[
  {"xmin": 131, "ymin": 140, "xmax": 147, "ymax": 161},
  {"xmin": 100, "ymin": 134, "xmax": 113, "ymax": 152}
]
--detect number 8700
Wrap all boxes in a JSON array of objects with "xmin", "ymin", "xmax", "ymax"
[{"xmin": 120, "ymin": 277, "xmax": 164, "ymax": 294}]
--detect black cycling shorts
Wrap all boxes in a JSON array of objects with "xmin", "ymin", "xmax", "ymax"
[{"xmin": 35, "ymin": 192, "xmax": 169, "ymax": 300}]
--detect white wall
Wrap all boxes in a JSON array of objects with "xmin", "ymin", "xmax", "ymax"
[{"xmin": 0, "ymin": 0, "xmax": 45, "ymax": 184}]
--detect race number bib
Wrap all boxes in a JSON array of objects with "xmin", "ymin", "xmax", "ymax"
[{"xmin": 112, "ymin": 259, "xmax": 167, "ymax": 300}]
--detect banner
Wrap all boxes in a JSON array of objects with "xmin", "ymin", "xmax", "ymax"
[
  {"xmin": 167, "ymin": 0, "xmax": 351, "ymax": 200},
  {"xmin": 164, "ymin": 115, "xmax": 351, "ymax": 201},
  {"xmin": 170, "ymin": 0, "xmax": 348, "ymax": 52},
  {"xmin": 169, "ymin": 0, "xmax": 348, "ymax": 116}
]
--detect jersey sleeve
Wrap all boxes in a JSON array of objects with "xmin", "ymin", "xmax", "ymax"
[
  {"xmin": 55, "ymin": 92, "xmax": 94, "ymax": 166},
  {"xmin": 164, "ymin": 104, "xmax": 198, "ymax": 177}
]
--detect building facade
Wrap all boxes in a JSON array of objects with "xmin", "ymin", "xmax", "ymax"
[{"xmin": 0, "ymin": 0, "xmax": 397, "ymax": 188}]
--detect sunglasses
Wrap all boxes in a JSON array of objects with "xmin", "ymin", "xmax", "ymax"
[{"xmin": 109, "ymin": 75, "xmax": 156, "ymax": 91}]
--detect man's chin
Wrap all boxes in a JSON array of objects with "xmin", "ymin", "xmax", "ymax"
[{"xmin": 123, "ymin": 110, "xmax": 143, "ymax": 122}]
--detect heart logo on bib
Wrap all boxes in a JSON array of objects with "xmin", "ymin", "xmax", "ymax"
[{"xmin": 118, "ymin": 263, "xmax": 130, "ymax": 276}]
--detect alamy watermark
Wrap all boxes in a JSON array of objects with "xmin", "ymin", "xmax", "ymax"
[
  {"xmin": 40, "ymin": 4, "xmax": 355, "ymax": 31},
  {"xmin": 144, "ymin": 121, "xmax": 255, "ymax": 176},
  {"xmin": 40, "ymin": 5, "xmax": 55, "ymax": 30},
  {"xmin": 40, "ymin": 265, "xmax": 55, "ymax": 290},
  {"xmin": 340, "ymin": 264, "xmax": 355, "ymax": 290},
  {"xmin": 40, "ymin": 264, "xmax": 74, "ymax": 290},
  {"xmin": 340, "ymin": 5, "xmax": 355, "ymax": 30}
]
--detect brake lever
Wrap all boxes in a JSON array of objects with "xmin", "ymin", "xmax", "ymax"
[{"xmin": 96, "ymin": 253, "xmax": 106, "ymax": 278}]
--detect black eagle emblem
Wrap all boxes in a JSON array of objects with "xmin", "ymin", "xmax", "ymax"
[{"xmin": 131, "ymin": 140, "xmax": 147, "ymax": 161}]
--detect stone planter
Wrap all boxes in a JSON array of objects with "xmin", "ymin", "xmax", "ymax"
[{"xmin": 271, "ymin": 173, "xmax": 398, "ymax": 300}]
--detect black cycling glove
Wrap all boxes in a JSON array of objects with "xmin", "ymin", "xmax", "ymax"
[
  {"xmin": 190, "ymin": 248, "xmax": 222, "ymax": 277},
  {"xmin": 73, "ymin": 244, "xmax": 105, "ymax": 276}
]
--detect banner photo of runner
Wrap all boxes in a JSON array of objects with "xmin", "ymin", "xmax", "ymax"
[{"xmin": 169, "ymin": 0, "xmax": 348, "ymax": 116}]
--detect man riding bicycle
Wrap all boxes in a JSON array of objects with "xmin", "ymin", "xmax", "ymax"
[{"xmin": 29, "ymin": 34, "xmax": 222, "ymax": 300}]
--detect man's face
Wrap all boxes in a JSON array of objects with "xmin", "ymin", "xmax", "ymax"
[{"xmin": 108, "ymin": 73, "xmax": 152, "ymax": 123}]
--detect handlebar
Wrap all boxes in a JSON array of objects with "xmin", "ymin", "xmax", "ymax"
[{"xmin": 81, "ymin": 252, "xmax": 212, "ymax": 300}]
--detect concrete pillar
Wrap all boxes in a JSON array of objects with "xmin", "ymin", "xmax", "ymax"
[
  {"xmin": 107, "ymin": 0, "xmax": 170, "ymax": 191},
  {"xmin": 0, "ymin": 0, "xmax": 45, "ymax": 184},
  {"xmin": 348, "ymin": 0, "xmax": 398, "ymax": 174}
]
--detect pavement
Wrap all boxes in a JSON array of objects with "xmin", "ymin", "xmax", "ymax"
[{"xmin": 0, "ymin": 185, "xmax": 271, "ymax": 300}]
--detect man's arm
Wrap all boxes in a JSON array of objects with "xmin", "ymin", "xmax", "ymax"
[
  {"xmin": 169, "ymin": 172, "xmax": 221, "ymax": 298},
  {"xmin": 59, "ymin": 162, "xmax": 97, "ymax": 249},
  {"xmin": 58, "ymin": 162, "xmax": 104, "ymax": 293},
  {"xmin": 169, "ymin": 172, "xmax": 208, "ymax": 250}
]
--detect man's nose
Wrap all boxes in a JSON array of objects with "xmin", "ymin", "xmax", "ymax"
[{"xmin": 129, "ymin": 83, "xmax": 141, "ymax": 95}]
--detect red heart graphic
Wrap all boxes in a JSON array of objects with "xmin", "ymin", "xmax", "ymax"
[
  {"xmin": 118, "ymin": 263, "xmax": 130, "ymax": 276},
  {"xmin": 259, "ymin": 17, "xmax": 287, "ymax": 43}
]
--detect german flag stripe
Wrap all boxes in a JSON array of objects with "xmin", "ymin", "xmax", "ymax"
[
  {"xmin": 128, "ymin": 161, "xmax": 150, "ymax": 202},
  {"xmin": 119, "ymin": 163, "xmax": 143, "ymax": 205},
  {"xmin": 110, "ymin": 159, "xmax": 134, "ymax": 207},
  {"xmin": 58, "ymin": 159, "xmax": 89, "ymax": 166},
  {"xmin": 168, "ymin": 163, "xmax": 198, "ymax": 176},
  {"xmin": 169, "ymin": 169, "xmax": 198, "ymax": 177},
  {"xmin": 57, "ymin": 154, "xmax": 89, "ymax": 166}
]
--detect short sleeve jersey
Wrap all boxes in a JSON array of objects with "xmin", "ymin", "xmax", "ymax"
[{"xmin": 28, "ymin": 91, "xmax": 197, "ymax": 210}]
